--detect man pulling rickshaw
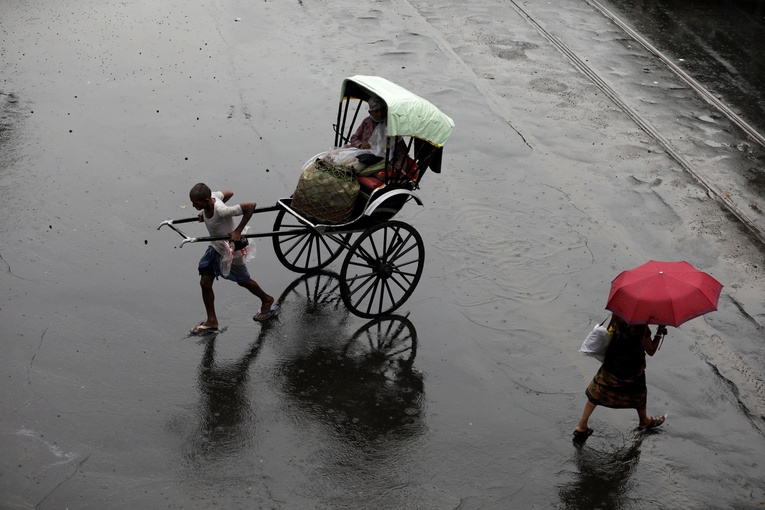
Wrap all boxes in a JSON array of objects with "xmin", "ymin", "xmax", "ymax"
[{"xmin": 159, "ymin": 76, "xmax": 454, "ymax": 320}]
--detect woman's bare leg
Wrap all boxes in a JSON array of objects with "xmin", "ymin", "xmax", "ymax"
[{"xmin": 575, "ymin": 400, "xmax": 597, "ymax": 433}]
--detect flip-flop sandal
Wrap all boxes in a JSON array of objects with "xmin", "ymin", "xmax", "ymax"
[
  {"xmin": 191, "ymin": 321, "xmax": 218, "ymax": 334},
  {"xmin": 253, "ymin": 303, "xmax": 280, "ymax": 322}
]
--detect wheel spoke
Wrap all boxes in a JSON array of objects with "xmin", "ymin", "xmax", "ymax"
[
  {"xmin": 382, "ymin": 228, "xmax": 406, "ymax": 258},
  {"xmin": 280, "ymin": 232, "xmax": 308, "ymax": 255},
  {"xmin": 392, "ymin": 266, "xmax": 418, "ymax": 280},
  {"xmin": 345, "ymin": 270, "xmax": 376, "ymax": 286},
  {"xmin": 392, "ymin": 258, "xmax": 420, "ymax": 269},
  {"xmin": 292, "ymin": 236, "xmax": 312, "ymax": 266},
  {"xmin": 365, "ymin": 329, "xmax": 375, "ymax": 351},
  {"xmin": 377, "ymin": 322, "xmax": 391, "ymax": 349},
  {"xmin": 314, "ymin": 235, "xmax": 340, "ymax": 265},
  {"xmin": 385, "ymin": 344, "xmax": 413, "ymax": 358},
  {"xmin": 390, "ymin": 243, "xmax": 418, "ymax": 264},
  {"xmin": 355, "ymin": 276, "xmax": 379, "ymax": 307},
  {"xmin": 388, "ymin": 319, "xmax": 407, "ymax": 340},
  {"xmin": 321, "ymin": 233, "xmax": 344, "ymax": 252},
  {"xmin": 383, "ymin": 277, "xmax": 397, "ymax": 304},
  {"xmin": 348, "ymin": 272, "xmax": 378, "ymax": 300},
  {"xmin": 383, "ymin": 329, "xmax": 413, "ymax": 349},
  {"xmin": 387, "ymin": 235, "xmax": 417, "ymax": 262},
  {"xmin": 307, "ymin": 236, "xmax": 318, "ymax": 265},
  {"xmin": 347, "ymin": 259, "xmax": 375, "ymax": 270},
  {"xmin": 390, "ymin": 269, "xmax": 418, "ymax": 282},
  {"xmin": 353, "ymin": 247, "xmax": 378, "ymax": 265},
  {"xmin": 281, "ymin": 232, "xmax": 310, "ymax": 259},
  {"xmin": 366, "ymin": 235, "xmax": 382, "ymax": 265},
  {"xmin": 361, "ymin": 277, "xmax": 382, "ymax": 316}
]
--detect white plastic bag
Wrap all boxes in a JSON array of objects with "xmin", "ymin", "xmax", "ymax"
[
  {"xmin": 301, "ymin": 148, "xmax": 376, "ymax": 173},
  {"xmin": 367, "ymin": 122, "xmax": 386, "ymax": 157},
  {"xmin": 327, "ymin": 147, "xmax": 366, "ymax": 166},
  {"xmin": 579, "ymin": 317, "xmax": 613, "ymax": 362},
  {"xmin": 210, "ymin": 226, "xmax": 254, "ymax": 277}
]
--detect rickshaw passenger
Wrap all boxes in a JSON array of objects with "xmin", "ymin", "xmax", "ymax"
[{"xmin": 348, "ymin": 95, "xmax": 409, "ymax": 170}]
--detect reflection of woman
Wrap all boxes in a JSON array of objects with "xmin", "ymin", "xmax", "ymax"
[
  {"xmin": 573, "ymin": 316, "xmax": 667, "ymax": 440},
  {"xmin": 559, "ymin": 435, "xmax": 645, "ymax": 507}
]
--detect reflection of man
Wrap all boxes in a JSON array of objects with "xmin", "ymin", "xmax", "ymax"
[
  {"xmin": 186, "ymin": 331, "xmax": 268, "ymax": 460},
  {"xmin": 348, "ymin": 95, "xmax": 408, "ymax": 169}
]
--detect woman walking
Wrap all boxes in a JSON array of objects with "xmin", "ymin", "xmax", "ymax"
[{"xmin": 573, "ymin": 315, "xmax": 666, "ymax": 440}]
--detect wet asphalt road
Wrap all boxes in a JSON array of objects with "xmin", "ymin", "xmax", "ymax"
[{"xmin": 1, "ymin": 0, "xmax": 764, "ymax": 508}]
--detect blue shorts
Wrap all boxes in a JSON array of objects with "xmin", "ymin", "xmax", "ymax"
[{"xmin": 198, "ymin": 246, "xmax": 251, "ymax": 283}]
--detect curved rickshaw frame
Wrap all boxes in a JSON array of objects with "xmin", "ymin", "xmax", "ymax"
[{"xmin": 158, "ymin": 75, "xmax": 454, "ymax": 318}]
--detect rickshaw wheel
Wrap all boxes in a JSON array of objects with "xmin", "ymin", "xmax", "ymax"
[
  {"xmin": 339, "ymin": 221, "xmax": 424, "ymax": 318},
  {"xmin": 273, "ymin": 209, "xmax": 351, "ymax": 273}
]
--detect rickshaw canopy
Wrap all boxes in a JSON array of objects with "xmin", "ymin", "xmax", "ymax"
[{"xmin": 340, "ymin": 75, "xmax": 454, "ymax": 148}]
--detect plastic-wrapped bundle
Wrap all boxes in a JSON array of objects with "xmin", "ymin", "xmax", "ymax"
[{"xmin": 292, "ymin": 159, "xmax": 360, "ymax": 224}]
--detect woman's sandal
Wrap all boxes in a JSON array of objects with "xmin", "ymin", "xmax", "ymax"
[
  {"xmin": 638, "ymin": 416, "xmax": 665, "ymax": 430},
  {"xmin": 572, "ymin": 428, "xmax": 593, "ymax": 441}
]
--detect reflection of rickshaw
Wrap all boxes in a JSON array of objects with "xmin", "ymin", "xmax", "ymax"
[
  {"xmin": 158, "ymin": 75, "xmax": 454, "ymax": 318},
  {"xmin": 273, "ymin": 271, "xmax": 423, "ymax": 439},
  {"xmin": 171, "ymin": 271, "xmax": 420, "ymax": 463},
  {"xmin": 277, "ymin": 271, "xmax": 417, "ymax": 372}
]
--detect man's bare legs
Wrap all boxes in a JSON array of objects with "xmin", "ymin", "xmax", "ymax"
[
  {"xmin": 238, "ymin": 279, "xmax": 274, "ymax": 315},
  {"xmin": 199, "ymin": 274, "xmax": 218, "ymax": 329},
  {"xmin": 195, "ymin": 276, "xmax": 274, "ymax": 332}
]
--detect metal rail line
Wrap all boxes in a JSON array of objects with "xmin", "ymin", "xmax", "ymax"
[
  {"xmin": 587, "ymin": 0, "xmax": 765, "ymax": 148},
  {"xmin": 505, "ymin": 0, "xmax": 765, "ymax": 246}
]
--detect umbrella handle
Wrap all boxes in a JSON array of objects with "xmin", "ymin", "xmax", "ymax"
[{"xmin": 648, "ymin": 320, "xmax": 666, "ymax": 351}]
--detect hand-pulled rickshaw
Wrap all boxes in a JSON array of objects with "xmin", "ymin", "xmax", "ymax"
[{"xmin": 158, "ymin": 75, "xmax": 455, "ymax": 318}]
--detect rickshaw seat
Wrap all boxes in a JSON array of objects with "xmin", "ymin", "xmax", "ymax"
[
  {"xmin": 358, "ymin": 175, "xmax": 385, "ymax": 191},
  {"xmin": 357, "ymin": 157, "xmax": 417, "ymax": 192}
]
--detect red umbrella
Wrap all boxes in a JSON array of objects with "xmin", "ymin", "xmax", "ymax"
[{"xmin": 606, "ymin": 260, "xmax": 723, "ymax": 327}]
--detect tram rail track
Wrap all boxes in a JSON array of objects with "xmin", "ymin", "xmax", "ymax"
[
  {"xmin": 587, "ymin": 0, "xmax": 765, "ymax": 149},
  {"xmin": 505, "ymin": 0, "xmax": 765, "ymax": 246}
]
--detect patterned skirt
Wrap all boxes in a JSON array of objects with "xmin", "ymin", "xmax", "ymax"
[{"xmin": 586, "ymin": 365, "xmax": 647, "ymax": 409}]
